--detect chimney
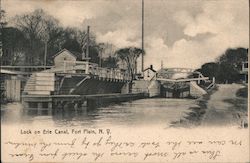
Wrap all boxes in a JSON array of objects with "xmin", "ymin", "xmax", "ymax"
[{"xmin": 150, "ymin": 65, "xmax": 153, "ymax": 69}]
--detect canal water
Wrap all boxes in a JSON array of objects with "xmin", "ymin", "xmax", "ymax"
[{"xmin": 1, "ymin": 98, "xmax": 196, "ymax": 128}]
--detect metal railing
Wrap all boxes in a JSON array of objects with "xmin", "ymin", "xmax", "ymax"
[
  {"xmin": 1, "ymin": 66, "xmax": 53, "ymax": 72},
  {"xmin": 48, "ymin": 60, "xmax": 132, "ymax": 81}
]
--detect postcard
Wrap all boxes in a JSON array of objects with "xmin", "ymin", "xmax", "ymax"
[{"xmin": 1, "ymin": 0, "xmax": 249, "ymax": 162}]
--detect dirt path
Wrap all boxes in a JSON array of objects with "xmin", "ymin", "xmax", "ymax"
[{"xmin": 201, "ymin": 84, "xmax": 247, "ymax": 127}]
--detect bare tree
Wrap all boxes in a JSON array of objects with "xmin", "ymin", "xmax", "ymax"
[
  {"xmin": 75, "ymin": 28, "xmax": 96, "ymax": 54},
  {"xmin": 116, "ymin": 47, "xmax": 144, "ymax": 80},
  {"xmin": 14, "ymin": 9, "xmax": 61, "ymax": 65},
  {"xmin": 1, "ymin": 27, "xmax": 27, "ymax": 65},
  {"xmin": 0, "ymin": 9, "xmax": 7, "ymax": 27}
]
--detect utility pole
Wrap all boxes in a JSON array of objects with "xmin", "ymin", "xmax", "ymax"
[
  {"xmin": 43, "ymin": 32, "xmax": 49, "ymax": 69},
  {"xmin": 110, "ymin": 44, "xmax": 112, "ymax": 57},
  {"xmin": 99, "ymin": 49, "xmax": 102, "ymax": 67},
  {"xmin": 141, "ymin": 0, "xmax": 144, "ymax": 76},
  {"xmin": 44, "ymin": 41, "xmax": 47, "ymax": 69},
  {"xmin": 83, "ymin": 26, "xmax": 91, "ymax": 74},
  {"xmin": 98, "ymin": 43, "xmax": 104, "ymax": 67},
  {"xmin": 0, "ymin": 0, "xmax": 3, "ymax": 59},
  {"xmin": 86, "ymin": 25, "xmax": 90, "ymax": 59}
]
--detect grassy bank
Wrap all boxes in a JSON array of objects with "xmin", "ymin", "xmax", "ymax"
[
  {"xmin": 236, "ymin": 86, "xmax": 248, "ymax": 98},
  {"xmin": 170, "ymin": 86, "xmax": 218, "ymax": 128},
  {"xmin": 224, "ymin": 85, "xmax": 248, "ymax": 128},
  {"xmin": 171, "ymin": 84, "xmax": 248, "ymax": 128}
]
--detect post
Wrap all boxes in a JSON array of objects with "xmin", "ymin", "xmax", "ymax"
[
  {"xmin": 44, "ymin": 41, "xmax": 47, "ymax": 69},
  {"xmin": 198, "ymin": 74, "xmax": 202, "ymax": 84},
  {"xmin": 86, "ymin": 62, "xmax": 89, "ymax": 74},
  {"xmin": 99, "ymin": 51, "xmax": 102, "ymax": 67},
  {"xmin": 98, "ymin": 45, "xmax": 104, "ymax": 67},
  {"xmin": 86, "ymin": 26, "xmax": 90, "ymax": 59},
  {"xmin": 48, "ymin": 102, "xmax": 52, "ymax": 109},
  {"xmin": 37, "ymin": 103, "xmax": 43, "ymax": 115},
  {"xmin": 141, "ymin": 0, "xmax": 144, "ymax": 76},
  {"xmin": 135, "ymin": 60, "xmax": 137, "ymax": 76},
  {"xmin": 0, "ymin": 0, "xmax": 3, "ymax": 60},
  {"xmin": 47, "ymin": 109, "xmax": 52, "ymax": 115}
]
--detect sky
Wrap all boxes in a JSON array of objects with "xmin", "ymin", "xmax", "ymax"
[{"xmin": 2, "ymin": 0, "xmax": 249, "ymax": 70}]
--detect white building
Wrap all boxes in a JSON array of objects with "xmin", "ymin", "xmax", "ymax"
[
  {"xmin": 143, "ymin": 65, "xmax": 156, "ymax": 81},
  {"xmin": 240, "ymin": 61, "xmax": 248, "ymax": 83},
  {"xmin": 53, "ymin": 49, "xmax": 83, "ymax": 68}
]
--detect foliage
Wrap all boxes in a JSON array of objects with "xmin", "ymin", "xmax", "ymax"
[
  {"xmin": 1, "ymin": 27, "xmax": 28, "ymax": 65},
  {"xmin": 12, "ymin": 9, "xmax": 62, "ymax": 65},
  {"xmin": 236, "ymin": 86, "xmax": 248, "ymax": 98},
  {"xmin": 115, "ymin": 47, "xmax": 144, "ymax": 79},
  {"xmin": 102, "ymin": 56, "xmax": 118, "ymax": 68},
  {"xmin": 218, "ymin": 48, "xmax": 248, "ymax": 70},
  {"xmin": 61, "ymin": 38, "xmax": 82, "ymax": 53},
  {"xmin": 199, "ymin": 62, "xmax": 219, "ymax": 79},
  {"xmin": 88, "ymin": 46, "xmax": 100, "ymax": 64},
  {"xmin": 2, "ymin": 9, "xmax": 110, "ymax": 66},
  {"xmin": 0, "ymin": 10, "xmax": 8, "ymax": 27},
  {"xmin": 199, "ymin": 48, "xmax": 248, "ymax": 83}
]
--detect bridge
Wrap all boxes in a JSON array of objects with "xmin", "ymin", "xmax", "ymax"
[
  {"xmin": 0, "ymin": 65, "xmax": 54, "ymax": 78},
  {"xmin": 1, "ymin": 65, "xmax": 53, "ymax": 73},
  {"xmin": 18, "ymin": 60, "xmax": 136, "ymax": 111},
  {"xmin": 44, "ymin": 60, "xmax": 131, "ymax": 81},
  {"xmin": 2, "ymin": 62, "xmax": 216, "ymax": 106},
  {"xmin": 1, "ymin": 61, "xmax": 132, "ymax": 103},
  {"xmin": 156, "ymin": 77, "xmax": 209, "ymax": 82},
  {"xmin": 156, "ymin": 68, "xmax": 209, "ymax": 83},
  {"xmin": 0, "ymin": 68, "xmax": 30, "ymax": 75},
  {"xmin": 0, "ymin": 62, "xmax": 130, "ymax": 81},
  {"xmin": 22, "ymin": 60, "xmax": 132, "ymax": 96},
  {"xmin": 157, "ymin": 67, "xmax": 195, "ymax": 73},
  {"xmin": 154, "ymin": 68, "xmax": 215, "ymax": 98},
  {"xmin": 22, "ymin": 92, "xmax": 148, "ymax": 112}
]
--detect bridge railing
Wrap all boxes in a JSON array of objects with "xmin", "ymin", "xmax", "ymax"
[
  {"xmin": 1, "ymin": 65, "xmax": 53, "ymax": 72},
  {"xmin": 52, "ymin": 60, "xmax": 131, "ymax": 81}
]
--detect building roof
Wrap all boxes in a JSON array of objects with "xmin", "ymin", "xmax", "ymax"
[
  {"xmin": 143, "ymin": 65, "xmax": 156, "ymax": 72},
  {"xmin": 52, "ymin": 49, "xmax": 83, "ymax": 60}
]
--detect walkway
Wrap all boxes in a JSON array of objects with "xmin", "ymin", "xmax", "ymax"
[{"xmin": 201, "ymin": 84, "xmax": 247, "ymax": 127}]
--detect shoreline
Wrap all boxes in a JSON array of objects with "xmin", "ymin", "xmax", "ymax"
[
  {"xmin": 171, "ymin": 84, "xmax": 248, "ymax": 128},
  {"xmin": 170, "ymin": 86, "xmax": 218, "ymax": 128}
]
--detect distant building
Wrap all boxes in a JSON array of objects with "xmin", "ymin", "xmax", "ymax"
[
  {"xmin": 143, "ymin": 65, "xmax": 156, "ymax": 81},
  {"xmin": 52, "ymin": 49, "xmax": 129, "ymax": 79},
  {"xmin": 240, "ymin": 61, "xmax": 248, "ymax": 83},
  {"xmin": 53, "ymin": 49, "xmax": 83, "ymax": 68}
]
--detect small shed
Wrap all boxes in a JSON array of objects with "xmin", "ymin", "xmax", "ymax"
[
  {"xmin": 143, "ymin": 65, "xmax": 156, "ymax": 81},
  {"xmin": 53, "ymin": 49, "xmax": 83, "ymax": 67}
]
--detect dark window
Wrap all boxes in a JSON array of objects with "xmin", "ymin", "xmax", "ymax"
[{"xmin": 244, "ymin": 63, "xmax": 248, "ymax": 68}]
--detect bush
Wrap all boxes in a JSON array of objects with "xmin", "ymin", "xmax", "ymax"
[{"xmin": 236, "ymin": 87, "xmax": 248, "ymax": 98}]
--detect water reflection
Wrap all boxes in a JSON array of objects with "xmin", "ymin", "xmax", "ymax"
[{"xmin": 1, "ymin": 98, "xmax": 196, "ymax": 128}]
